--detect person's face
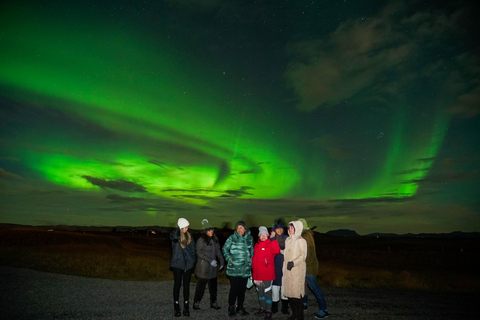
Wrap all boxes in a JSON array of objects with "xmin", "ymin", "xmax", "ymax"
[
  {"xmin": 275, "ymin": 227, "xmax": 284, "ymax": 236},
  {"xmin": 207, "ymin": 229, "xmax": 214, "ymax": 237},
  {"xmin": 259, "ymin": 233, "xmax": 268, "ymax": 241},
  {"xmin": 181, "ymin": 226, "xmax": 188, "ymax": 233},
  {"xmin": 288, "ymin": 224, "xmax": 295, "ymax": 235},
  {"xmin": 236, "ymin": 225, "xmax": 246, "ymax": 236}
]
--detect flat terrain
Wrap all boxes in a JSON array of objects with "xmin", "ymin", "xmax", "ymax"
[{"xmin": 1, "ymin": 266, "xmax": 478, "ymax": 320}]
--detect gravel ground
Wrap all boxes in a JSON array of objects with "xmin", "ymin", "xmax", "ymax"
[{"xmin": 1, "ymin": 266, "xmax": 478, "ymax": 320}]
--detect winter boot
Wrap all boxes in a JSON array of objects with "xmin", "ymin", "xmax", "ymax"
[
  {"xmin": 236, "ymin": 307, "xmax": 250, "ymax": 316},
  {"xmin": 254, "ymin": 308, "xmax": 265, "ymax": 317},
  {"xmin": 183, "ymin": 301, "xmax": 190, "ymax": 316},
  {"xmin": 271, "ymin": 301, "xmax": 278, "ymax": 314},
  {"xmin": 288, "ymin": 298, "xmax": 299, "ymax": 320},
  {"xmin": 174, "ymin": 301, "xmax": 181, "ymax": 317},
  {"xmin": 281, "ymin": 299, "xmax": 290, "ymax": 315},
  {"xmin": 228, "ymin": 305, "xmax": 236, "ymax": 316},
  {"xmin": 297, "ymin": 298, "xmax": 305, "ymax": 320}
]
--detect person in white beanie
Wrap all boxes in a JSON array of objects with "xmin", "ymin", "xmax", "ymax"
[{"xmin": 170, "ymin": 218, "xmax": 196, "ymax": 317}]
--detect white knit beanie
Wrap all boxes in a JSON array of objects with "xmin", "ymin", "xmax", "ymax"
[
  {"xmin": 177, "ymin": 218, "xmax": 189, "ymax": 229},
  {"xmin": 258, "ymin": 226, "xmax": 268, "ymax": 236}
]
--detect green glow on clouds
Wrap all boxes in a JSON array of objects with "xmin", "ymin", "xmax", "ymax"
[{"xmin": 0, "ymin": 2, "xmax": 450, "ymax": 208}]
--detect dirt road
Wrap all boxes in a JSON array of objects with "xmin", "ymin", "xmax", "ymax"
[{"xmin": 1, "ymin": 266, "xmax": 478, "ymax": 319}]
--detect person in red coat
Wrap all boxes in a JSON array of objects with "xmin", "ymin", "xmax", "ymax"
[{"xmin": 252, "ymin": 226, "xmax": 280, "ymax": 320}]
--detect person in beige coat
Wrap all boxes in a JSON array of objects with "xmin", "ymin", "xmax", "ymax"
[{"xmin": 282, "ymin": 220, "xmax": 307, "ymax": 320}]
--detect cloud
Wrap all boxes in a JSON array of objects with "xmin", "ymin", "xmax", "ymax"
[
  {"xmin": 402, "ymin": 170, "xmax": 480, "ymax": 185},
  {"xmin": 222, "ymin": 186, "xmax": 254, "ymax": 197},
  {"xmin": 329, "ymin": 196, "xmax": 415, "ymax": 205},
  {"xmin": 0, "ymin": 168, "xmax": 23, "ymax": 179},
  {"xmin": 397, "ymin": 168, "xmax": 429, "ymax": 175},
  {"xmin": 448, "ymin": 84, "xmax": 480, "ymax": 118},
  {"xmin": 82, "ymin": 176, "xmax": 147, "ymax": 193},
  {"xmin": 309, "ymin": 135, "xmax": 352, "ymax": 160},
  {"xmin": 167, "ymin": 0, "xmax": 223, "ymax": 11},
  {"xmin": 284, "ymin": 2, "xmax": 476, "ymax": 113},
  {"xmin": 106, "ymin": 194, "xmax": 144, "ymax": 202}
]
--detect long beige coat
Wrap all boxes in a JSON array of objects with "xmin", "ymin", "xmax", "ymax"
[{"xmin": 282, "ymin": 220, "xmax": 307, "ymax": 298}]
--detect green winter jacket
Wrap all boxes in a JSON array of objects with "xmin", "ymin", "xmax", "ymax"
[{"xmin": 222, "ymin": 228, "xmax": 253, "ymax": 278}]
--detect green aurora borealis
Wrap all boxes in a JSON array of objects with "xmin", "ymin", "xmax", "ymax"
[{"xmin": 1, "ymin": 0, "xmax": 479, "ymax": 233}]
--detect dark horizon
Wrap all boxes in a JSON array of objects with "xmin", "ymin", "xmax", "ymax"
[{"xmin": 3, "ymin": 222, "xmax": 480, "ymax": 239}]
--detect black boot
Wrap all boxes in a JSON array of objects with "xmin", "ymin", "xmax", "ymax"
[
  {"xmin": 264, "ymin": 311, "xmax": 272, "ymax": 320},
  {"xmin": 288, "ymin": 298, "xmax": 300, "ymax": 320},
  {"xmin": 297, "ymin": 298, "xmax": 304, "ymax": 320},
  {"xmin": 236, "ymin": 307, "xmax": 249, "ymax": 316},
  {"xmin": 193, "ymin": 301, "xmax": 200, "ymax": 310},
  {"xmin": 174, "ymin": 301, "xmax": 181, "ymax": 317},
  {"xmin": 228, "ymin": 305, "xmax": 236, "ymax": 317},
  {"xmin": 183, "ymin": 301, "xmax": 190, "ymax": 316},
  {"xmin": 281, "ymin": 299, "xmax": 290, "ymax": 315},
  {"xmin": 271, "ymin": 301, "xmax": 278, "ymax": 314},
  {"xmin": 210, "ymin": 301, "xmax": 221, "ymax": 310}
]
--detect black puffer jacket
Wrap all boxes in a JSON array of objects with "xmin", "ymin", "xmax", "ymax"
[
  {"xmin": 170, "ymin": 228, "xmax": 196, "ymax": 271},
  {"xmin": 194, "ymin": 233, "xmax": 225, "ymax": 279}
]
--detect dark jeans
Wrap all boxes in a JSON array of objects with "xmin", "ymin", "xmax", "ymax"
[
  {"xmin": 228, "ymin": 276, "xmax": 248, "ymax": 309},
  {"xmin": 172, "ymin": 268, "xmax": 193, "ymax": 302},
  {"xmin": 194, "ymin": 277, "xmax": 218, "ymax": 303},
  {"xmin": 304, "ymin": 274, "xmax": 327, "ymax": 311}
]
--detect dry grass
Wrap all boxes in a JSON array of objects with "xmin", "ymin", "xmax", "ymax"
[
  {"xmin": 0, "ymin": 227, "xmax": 171, "ymax": 281},
  {"xmin": 315, "ymin": 234, "xmax": 480, "ymax": 293},
  {"xmin": 1, "ymin": 226, "xmax": 479, "ymax": 293}
]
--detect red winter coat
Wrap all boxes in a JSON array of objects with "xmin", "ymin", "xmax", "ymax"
[{"xmin": 252, "ymin": 238, "xmax": 280, "ymax": 281}]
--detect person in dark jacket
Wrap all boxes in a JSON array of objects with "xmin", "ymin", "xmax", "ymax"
[
  {"xmin": 271, "ymin": 219, "xmax": 289, "ymax": 315},
  {"xmin": 193, "ymin": 219, "xmax": 225, "ymax": 311},
  {"xmin": 222, "ymin": 220, "xmax": 253, "ymax": 316},
  {"xmin": 170, "ymin": 218, "xmax": 196, "ymax": 317},
  {"xmin": 298, "ymin": 218, "xmax": 329, "ymax": 319}
]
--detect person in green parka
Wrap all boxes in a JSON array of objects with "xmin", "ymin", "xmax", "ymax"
[{"xmin": 222, "ymin": 220, "xmax": 253, "ymax": 317}]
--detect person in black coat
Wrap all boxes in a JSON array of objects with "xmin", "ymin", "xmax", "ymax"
[
  {"xmin": 193, "ymin": 219, "xmax": 225, "ymax": 311},
  {"xmin": 170, "ymin": 218, "xmax": 196, "ymax": 317},
  {"xmin": 271, "ymin": 219, "xmax": 289, "ymax": 314}
]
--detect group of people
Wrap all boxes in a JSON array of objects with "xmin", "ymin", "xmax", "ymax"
[{"xmin": 169, "ymin": 217, "xmax": 329, "ymax": 320}]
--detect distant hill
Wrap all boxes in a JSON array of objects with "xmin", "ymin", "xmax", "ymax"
[
  {"xmin": 2, "ymin": 223, "xmax": 478, "ymax": 238},
  {"xmin": 326, "ymin": 229, "xmax": 360, "ymax": 237},
  {"xmin": 366, "ymin": 231, "xmax": 480, "ymax": 238},
  {"xmin": 324, "ymin": 228, "xmax": 480, "ymax": 238}
]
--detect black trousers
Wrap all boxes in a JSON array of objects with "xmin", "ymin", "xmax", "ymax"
[
  {"xmin": 288, "ymin": 297, "xmax": 304, "ymax": 320},
  {"xmin": 194, "ymin": 277, "xmax": 218, "ymax": 303},
  {"xmin": 228, "ymin": 276, "xmax": 248, "ymax": 309},
  {"xmin": 172, "ymin": 268, "xmax": 193, "ymax": 302}
]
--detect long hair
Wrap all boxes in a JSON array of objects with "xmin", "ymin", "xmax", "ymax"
[
  {"xmin": 179, "ymin": 229, "xmax": 192, "ymax": 248},
  {"xmin": 201, "ymin": 231, "xmax": 218, "ymax": 246}
]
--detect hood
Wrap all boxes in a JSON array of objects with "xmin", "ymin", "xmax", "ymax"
[{"xmin": 289, "ymin": 220, "xmax": 304, "ymax": 237}]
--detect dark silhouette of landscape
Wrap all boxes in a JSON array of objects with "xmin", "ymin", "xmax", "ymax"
[{"xmin": 1, "ymin": 223, "xmax": 479, "ymax": 293}]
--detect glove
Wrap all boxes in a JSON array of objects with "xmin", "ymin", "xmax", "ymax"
[
  {"xmin": 287, "ymin": 261, "xmax": 294, "ymax": 271},
  {"xmin": 210, "ymin": 260, "xmax": 218, "ymax": 267},
  {"xmin": 219, "ymin": 265, "xmax": 224, "ymax": 272}
]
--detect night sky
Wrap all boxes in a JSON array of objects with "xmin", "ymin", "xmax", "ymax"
[{"xmin": 1, "ymin": 0, "xmax": 479, "ymax": 234}]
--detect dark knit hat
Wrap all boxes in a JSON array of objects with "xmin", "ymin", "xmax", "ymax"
[
  {"xmin": 273, "ymin": 218, "xmax": 284, "ymax": 230},
  {"xmin": 202, "ymin": 219, "xmax": 214, "ymax": 232},
  {"xmin": 236, "ymin": 220, "xmax": 247, "ymax": 229}
]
